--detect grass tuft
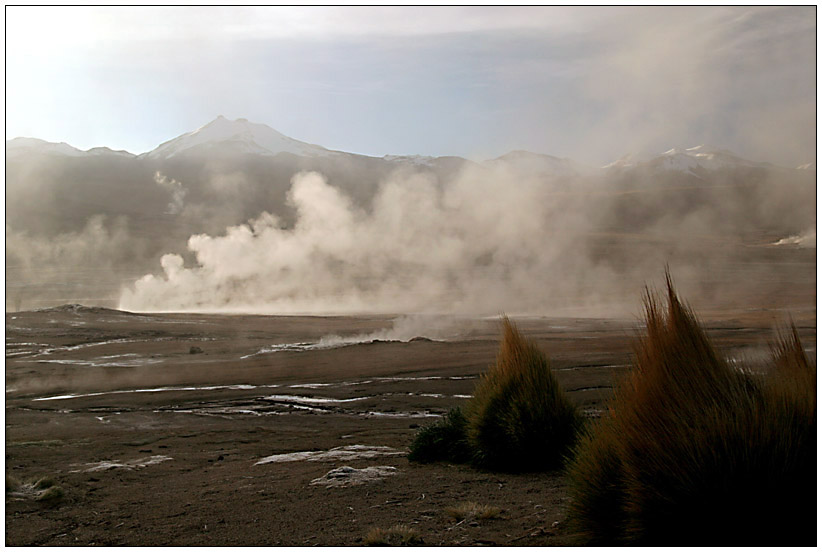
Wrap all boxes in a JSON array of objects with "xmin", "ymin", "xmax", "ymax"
[
  {"xmin": 444, "ymin": 501, "xmax": 502, "ymax": 522},
  {"xmin": 35, "ymin": 485, "xmax": 64, "ymax": 503},
  {"xmin": 34, "ymin": 477, "xmax": 56, "ymax": 490},
  {"xmin": 408, "ymin": 407, "xmax": 471, "ymax": 464},
  {"xmin": 363, "ymin": 524, "xmax": 423, "ymax": 546},
  {"xmin": 6, "ymin": 475, "xmax": 21, "ymax": 494},
  {"xmin": 567, "ymin": 274, "xmax": 816, "ymax": 545},
  {"xmin": 465, "ymin": 317, "xmax": 580, "ymax": 472}
]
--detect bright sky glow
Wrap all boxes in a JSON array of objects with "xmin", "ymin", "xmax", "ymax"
[{"xmin": 5, "ymin": 6, "xmax": 816, "ymax": 166}]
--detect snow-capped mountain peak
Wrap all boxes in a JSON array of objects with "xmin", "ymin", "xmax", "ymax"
[
  {"xmin": 602, "ymin": 153, "xmax": 639, "ymax": 169},
  {"xmin": 144, "ymin": 116, "xmax": 332, "ymax": 159},
  {"xmin": 605, "ymin": 144, "xmax": 769, "ymax": 175}
]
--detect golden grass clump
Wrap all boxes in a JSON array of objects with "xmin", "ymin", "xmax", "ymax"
[
  {"xmin": 444, "ymin": 501, "xmax": 502, "ymax": 522},
  {"xmin": 567, "ymin": 276, "xmax": 816, "ymax": 545},
  {"xmin": 465, "ymin": 317, "xmax": 580, "ymax": 471},
  {"xmin": 363, "ymin": 524, "xmax": 423, "ymax": 546}
]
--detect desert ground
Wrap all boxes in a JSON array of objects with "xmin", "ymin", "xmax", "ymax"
[{"xmin": 5, "ymin": 285, "xmax": 815, "ymax": 546}]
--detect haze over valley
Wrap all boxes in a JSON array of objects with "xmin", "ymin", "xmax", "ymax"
[{"xmin": 6, "ymin": 116, "xmax": 815, "ymax": 315}]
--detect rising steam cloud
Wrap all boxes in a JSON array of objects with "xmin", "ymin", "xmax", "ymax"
[
  {"xmin": 154, "ymin": 171, "xmax": 187, "ymax": 215},
  {"xmin": 119, "ymin": 160, "xmax": 815, "ymax": 316},
  {"xmin": 120, "ymin": 168, "xmax": 630, "ymax": 314}
]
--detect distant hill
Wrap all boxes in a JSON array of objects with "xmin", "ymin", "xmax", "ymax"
[{"xmin": 5, "ymin": 117, "xmax": 815, "ymax": 311}]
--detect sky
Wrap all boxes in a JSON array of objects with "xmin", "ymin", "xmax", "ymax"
[{"xmin": 5, "ymin": 6, "xmax": 817, "ymax": 166}]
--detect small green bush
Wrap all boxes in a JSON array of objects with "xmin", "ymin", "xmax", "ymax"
[
  {"xmin": 465, "ymin": 317, "xmax": 580, "ymax": 472},
  {"xmin": 408, "ymin": 408, "xmax": 471, "ymax": 464},
  {"xmin": 567, "ymin": 277, "xmax": 816, "ymax": 545}
]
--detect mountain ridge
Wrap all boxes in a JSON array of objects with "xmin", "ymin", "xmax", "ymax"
[{"xmin": 5, "ymin": 116, "xmax": 810, "ymax": 173}]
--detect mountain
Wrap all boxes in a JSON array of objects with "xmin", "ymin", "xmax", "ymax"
[
  {"xmin": 143, "ymin": 116, "xmax": 335, "ymax": 160},
  {"xmin": 6, "ymin": 137, "xmax": 89, "ymax": 158},
  {"xmin": 5, "ymin": 119, "xmax": 816, "ymax": 311},
  {"xmin": 5, "ymin": 137, "xmax": 137, "ymax": 159},
  {"xmin": 486, "ymin": 150, "xmax": 583, "ymax": 178},
  {"xmin": 604, "ymin": 144, "xmax": 773, "ymax": 176}
]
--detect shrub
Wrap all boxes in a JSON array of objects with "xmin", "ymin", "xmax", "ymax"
[
  {"xmin": 34, "ymin": 476, "xmax": 55, "ymax": 490},
  {"xmin": 408, "ymin": 408, "xmax": 471, "ymax": 464},
  {"xmin": 6, "ymin": 475, "xmax": 21, "ymax": 494},
  {"xmin": 363, "ymin": 524, "xmax": 423, "ymax": 546},
  {"xmin": 444, "ymin": 501, "xmax": 502, "ymax": 522},
  {"xmin": 565, "ymin": 417, "xmax": 627, "ymax": 545},
  {"xmin": 35, "ymin": 485, "xmax": 64, "ymax": 503},
  {"xmin": 567, "ymin": 276, "xmax": 816, "ymax": 545},
  {"xmin": 464, "ymin": 317, "xmax": 580, "ymax": 471}
]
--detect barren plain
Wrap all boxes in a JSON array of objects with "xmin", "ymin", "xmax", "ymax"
[{"xmin": 5, "ymin": 258, "xmax": 815, "ymax": 546}]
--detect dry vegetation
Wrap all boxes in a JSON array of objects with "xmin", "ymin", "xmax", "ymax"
[
  {"xmin": 566, "ymin": 276, "xmax": 816, "ymax": 545},
  {"xmin": 363, "ymin": 524, "xmax": 423, "ymax": 546},
  {"xmin": 407, "ymin": 275, "xmax": 815, "ymax": 546},
  {"xmin": 410, "ymin": 317, "xmax": 579, "ymax": 472},
  {"xmin": 444, "ymin": 501, "xmax": 502, "ymax": 522},
  {"xmin": 465, "ymin": 317, "xmax": 581, "ymax": 471},
  {"xmin": 6, "ymin": 474, "xmax": 65, "ymax": 506}
]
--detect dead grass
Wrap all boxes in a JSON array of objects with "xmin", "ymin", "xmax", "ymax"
[
  {"xmin": 6, "ymin": 474, "xmax": 22, "ymax": 494},
  {"xmin": 34, "ymin": 476, "xmax": 56, "ymax": 490},
  {"xmin": 363, "ymin": 524, "xmax": 423, "ymax": 546},
  {"xmin": 444, "ymin": 501, "xmax": 502, "ymax": 522},
  {"xmin": 35, "ymin": 485, "xmax": 65, "ymax": 503},
  {"xmin": 465, "ymin": 317, "xmax": 580, "ymax": 472},
  {"xmin": 6, "ymin": 474, "xmax": 65, "ymax": 506},
  {"xmin": 567, "ymin": 274, "xmax": 816, "ymax": 545}
]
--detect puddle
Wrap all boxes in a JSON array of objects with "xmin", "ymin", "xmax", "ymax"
[
  {"xmin": 364, "ymin": 411, "xmax": 442, "ymax": 419},
  {"xmin": 567, "ymin": 385, "xmax": 613, "ymax": 393},
  {"xmin": 262, "ymin": 394, "xmax": 371, "ymax": 405},
  {"xmin": 26, "ymin": 336, "xmax": 215, "ymax": 359},
  {"xmin": 553, "ymin": 364, "xmax": 630, "ymax": 372},
  {"xmin": 255, "ymin": 445, "xmax": 403, "ymax": 465},
  {"xmin": 240, "ymin": 338, "xmax": 437, "ymax": 358},
  {"xmin": 36, "ymin": 354, "xmax": 165, "ymax": 367},
  {"xmin": 373, "ymin": 376, "xmax": 478, "ymax": 382},
  {"xmin": 289, "ymin": 381, "xmax": 373, "ymax": 389},
  {"xmin": 158, "ymin": 404, "xmax": 442, "ymax": 419},
  {"xmin": 70, "ymin": 455, "xmax": 173, "ymax": 473},
  {"xmin": 157, "ymin": 404, "xmax": 328, "ymax": 418},
  {"xmin": 32, "ymin": 384, "xmax": 272, "ymax": 402},
  {"xmin": 310, "ymin": 465, "xmax": 398, "ymax": 487},
  {"xmin": 287, "ymin": 376, "xmax": 476, "ymax": 388}
]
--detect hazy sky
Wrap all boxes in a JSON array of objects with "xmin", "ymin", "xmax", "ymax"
[{"xmin": 5, "ymin": 6, "xmax": 816, "ymax": 166}]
